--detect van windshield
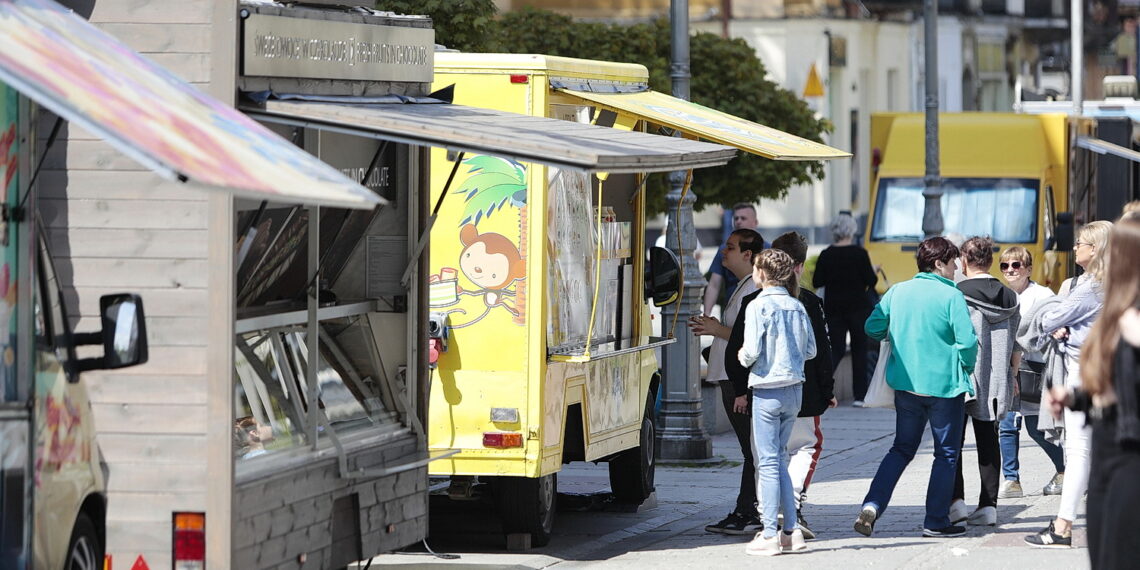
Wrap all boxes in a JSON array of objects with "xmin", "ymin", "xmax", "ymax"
[{"xmin": 870, "ymin": 177, "xmax": 1039, "ymax": 243}]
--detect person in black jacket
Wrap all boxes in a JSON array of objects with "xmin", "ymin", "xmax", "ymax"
[
  {"xmin": 812, "ymin": 213, "xmax": 877, "ymax": 405},
  {"xmin": 727, "ymin": 231, "xmax": 835, "ymax": 540}
]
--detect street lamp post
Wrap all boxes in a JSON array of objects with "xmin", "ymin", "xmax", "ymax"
[
  {"xmin": 658, "ymin": 0, "xmax": 712, "ymax": 460},
  {"xmin": 921, "ymin": 0, "xmax": 943, "ymax": 239}
]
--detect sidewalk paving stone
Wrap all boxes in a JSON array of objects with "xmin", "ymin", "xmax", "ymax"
[{"xmin": 365, "ymin": 405, "xmax": 1091, "ymax": 569}]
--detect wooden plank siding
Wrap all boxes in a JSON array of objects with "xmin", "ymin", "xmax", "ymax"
[{"xmin": 41, "ymin": 1, "xmax": 229, "ymax": 567}]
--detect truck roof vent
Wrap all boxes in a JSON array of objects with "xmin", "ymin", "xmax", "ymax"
[{"xmin": 1103, "ymin": 75, "xmax": 1137, "ymax": 99}]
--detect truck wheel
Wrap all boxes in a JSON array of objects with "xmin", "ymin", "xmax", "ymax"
[
  {"xmin": 65, "ymin": 513, "xmax": 102, "ymax": 570},
  {"xmin": 608, "ymin": 408, "xmax": 656, "ymax": 504},
  {"xmin": 493, "ymin": 474, "xmax": 556, "ymax": 547}
]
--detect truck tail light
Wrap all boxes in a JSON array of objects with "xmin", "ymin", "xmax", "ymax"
[
  {"xmin": 509, "ymin": 74, "xmax": 529, "ymax": 84},
  {"xmin": 482, "ymin": 432, "xmax": 523, "ymax": 448},
  {"xmin": 173, "ymin": 512, "xmax": 205, "ymax": 570}
]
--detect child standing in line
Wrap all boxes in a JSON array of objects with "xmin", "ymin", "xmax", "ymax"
[{"xmin": 738, "ymin": 249, "xmax": 817, "ymax": 556}]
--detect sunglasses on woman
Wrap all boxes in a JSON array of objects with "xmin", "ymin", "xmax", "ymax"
[{"xmin": 999, "ymin": 261, "xmax": 1024, "ymax": 271}]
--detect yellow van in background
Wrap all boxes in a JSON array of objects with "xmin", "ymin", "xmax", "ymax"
[{"xmin": 866, "ymin": 113, "xmax": 1071, "ymax": 291}]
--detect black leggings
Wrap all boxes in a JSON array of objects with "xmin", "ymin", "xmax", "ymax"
[
  {"xmin": 953, "ymin": 416, "xmax": 1001, "ymax": 508},
  {"xmin": 827, "ymin": 306, "xmax": 871, "ymax": 400},
  {"xmin": 1087, "ymin": 421, "xmax": 1140, "ymax": 569},
  {"xmin": 719, "ymin": 382, "xmax": 757, "ymax": 516}
]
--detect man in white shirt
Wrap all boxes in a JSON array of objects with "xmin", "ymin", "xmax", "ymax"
[{"xmin": 690, "ymin": 228, "xmax": 765, "ymax": 534}]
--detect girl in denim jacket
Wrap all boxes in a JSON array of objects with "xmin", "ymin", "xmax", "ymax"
[{"xmin": 738, "ymin": 249, "xmax": 817, "ymax": 556}]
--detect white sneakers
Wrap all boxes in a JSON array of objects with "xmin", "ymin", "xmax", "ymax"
[
  {"xmin": 949, "ymin": 499, "xmax": 969, "ymax": 524},
  {"xmin": 967, "ymin": 506, "xmax": 997, "ymax": 526},
  {"xmin": 998, "ymin": 479, "xmax": 1024, "ymax": 499},
  {"xmin": 949, "ymin": 499, "xmax": 997, "ymax": 526},
  {"xmin": 744, "ymin": 534, "xmax": 781, "ymax": 556},
  {"xmin": 745, "ymin": 529, "xmax": 808, "ymax": 556},
  {"xmin": 782, "ymin": 529, "xmax": 808, "ymax": 552}
]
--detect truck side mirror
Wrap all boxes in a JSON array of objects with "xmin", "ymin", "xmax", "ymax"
[
  {"xmin": 645, "ymin": 246, "xmax": 682, "ymax": 307},
  {"xmin": 1053, "ymin": 211, "xmax": 1074, "ymax": 251},
  {"xmin": 76, "ymin": 294, "xmax": 149, "ymax": 373}
]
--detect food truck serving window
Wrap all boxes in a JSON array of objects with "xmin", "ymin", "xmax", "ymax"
[{"xmin": 234, "ymin": 320, "xmax": 406, "ymax": 463}]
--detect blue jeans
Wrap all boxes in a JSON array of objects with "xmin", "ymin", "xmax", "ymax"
[
  {"xmin": 752, "ymin": 384, "xmax": 803, "ymax": 538},
  {"xmin": 999, "ymin": 411, "xmax": 1020, "ymax": 480},
  {"xmin": 862, "ymin": 390, "xmax": 965, "ymax": 530},
  {"xmin": 998, "ymin": 411, "xmax": 1066, "ymax": 480}
]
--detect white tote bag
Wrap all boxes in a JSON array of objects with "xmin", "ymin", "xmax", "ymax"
[{"xmin": 863, "ymin": 340, "xmax": 895, "ymax": 409}]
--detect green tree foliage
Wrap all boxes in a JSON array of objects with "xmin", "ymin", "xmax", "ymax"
[
  {"xmin": 376, "ymin": 0, "xmax": 496, "ymax": 53},
  {"xmin": 377, "ymin": 2, "xmax": 830, "ymax": 214}
]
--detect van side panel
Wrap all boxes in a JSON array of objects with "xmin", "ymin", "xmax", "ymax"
[
  {"xmin": 427, "ymin": 69, "xmax": 536, "ymax": 476},
  {"xmin": 429, "ymin": 56, "xmax": 656, "ymax": 481}
]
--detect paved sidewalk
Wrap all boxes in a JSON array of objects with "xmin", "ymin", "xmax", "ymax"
[{"xmin": 366, "ymin": 405, "xmax": 1091, "ymax": 569}]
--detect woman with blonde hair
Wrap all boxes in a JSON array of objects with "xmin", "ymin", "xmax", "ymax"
[
  {"xmin": 1057, "ymin": 215, "xmax": 1140, "ymax": 568},
  {"xmin": 1025, "ymin": 220, "xmax": 1113, "ymax": 548},
  {"xmin": 996, "ymin": 247, "xmax": 1065, "ymax": 498}
]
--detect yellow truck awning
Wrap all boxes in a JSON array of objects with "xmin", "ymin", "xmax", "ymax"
[
  {"xmin": 0, "ymin": 0, "xmax": 382, "ymax": 210},
  {"xmin": 239, "ymin": 99, "xmax": 739, "ymax": 174},
  {"xmin": 559, "ymin": 88, "xmax": 851, "ymax": 161}
]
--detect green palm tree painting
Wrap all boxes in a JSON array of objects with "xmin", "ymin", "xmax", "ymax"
[{"xmin": 453, "ymin": 155, "xmax": 527, "ymax": 226}]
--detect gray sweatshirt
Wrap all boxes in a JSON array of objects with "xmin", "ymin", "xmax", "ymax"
[{"xmin": 959, "ymin": 276, "xmax": 1020, "ymax": 422}]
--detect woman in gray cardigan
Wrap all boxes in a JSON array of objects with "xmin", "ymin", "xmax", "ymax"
[{"xmin": 950, "ymin": 236, "xmax": 1020, "ymax": 527}]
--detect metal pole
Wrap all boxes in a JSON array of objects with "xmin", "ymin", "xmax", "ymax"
[
  {"xmin": 307, "ymin": 205, "xmax": 320, "ymax": 449},
  {"xmin": 1071, "ymin": 0, "xmax": 1083, "ymax": 114},
  {"xmin": 659, "ymin": 0, "xmax": 712, "ymax": 460},
  {"xmin": 921, "ymin": 0, "xmax": 943, "ymax": 239}
]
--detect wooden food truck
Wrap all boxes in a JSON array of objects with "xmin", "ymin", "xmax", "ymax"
[
  {"xmin": 1, "ymin": 1, "xmax": 742, "ymax": 567},
  {"xmin": 427, "ymin": 53, "xmax": 849, "ymax": 546}
]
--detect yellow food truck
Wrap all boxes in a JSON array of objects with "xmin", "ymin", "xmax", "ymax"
[
  {"xmin": 427, "ymin": 53, "xmax": 849, "ymax": 546},
  {"xmin": 866, "ymin": 112, "xmax": 1071, "ymax": 291}
]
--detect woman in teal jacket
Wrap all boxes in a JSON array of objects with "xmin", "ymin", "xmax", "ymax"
[{"xmin": 853, "ymin": 236, "xmax": 979, "ymax": 539}]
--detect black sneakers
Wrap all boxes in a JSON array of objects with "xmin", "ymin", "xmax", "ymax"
[
  {"xmin": 922, "ymin": 525, "xmax": 967, "ymax": 538},
  {"xmin": 1024, "ymin": 522, "xmax": 1072, "ymax": 548},
  {"xmin": 705, "ymin": 512, "xmax": 763, "ymax": 535}
]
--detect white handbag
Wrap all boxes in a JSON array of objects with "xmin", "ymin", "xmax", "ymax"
[{"xmin": 863, "ymin": 340, "xmax": 895, "ymax": 409}]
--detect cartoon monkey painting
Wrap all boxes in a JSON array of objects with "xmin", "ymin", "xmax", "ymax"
[{"xmin": 446, "ymin": 224, "xmax": 525, "ymax": 328}]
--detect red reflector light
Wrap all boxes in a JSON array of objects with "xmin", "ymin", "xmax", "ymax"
[
  {"xmin": 483, "ymin": 432, "xmax": 524, "ymax": 448},
  {"xmin": 509, "ymin": 74, "xmax": 529, "ymax": 84},
  {"xmin": 173, "ymin": 512, "xmax": 205, "ymax": 569}
]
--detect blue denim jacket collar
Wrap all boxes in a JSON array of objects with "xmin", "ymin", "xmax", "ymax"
[{"xmin": 757, "ymin": 285, "xmax": 790, "ymax": 297}]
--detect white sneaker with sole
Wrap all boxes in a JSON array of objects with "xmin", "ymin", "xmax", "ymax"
[
  {"xmin": 780, "ymin": 529, "xmax": 808, "ymax": 553},
  {"xmin": 967, "ymin": 506, "xmax": 997, "ymax": 526},
  {"xmin": 853, "ymin": 505, "xmax": 878, "ymax": 537},
  {"xmin": 998, "ymin": 479, "xmax": 1023, "ymax": 499},
  {"xmin": 948, "ymin": 499, "xmax": 969, "ymax": 524},
  {"xmin": 745, "ymin": 533, "xmax": 782, "ymax": 556}
]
